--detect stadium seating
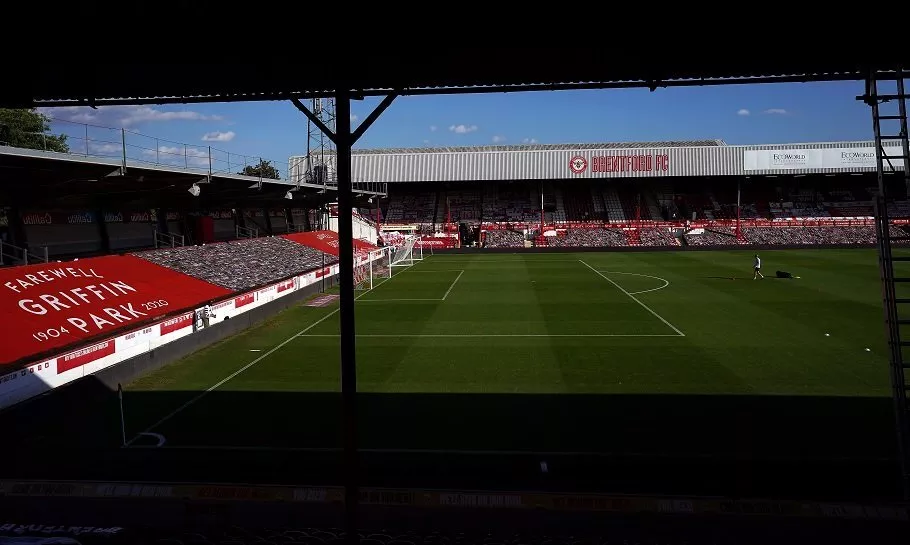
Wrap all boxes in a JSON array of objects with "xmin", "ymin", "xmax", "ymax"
[
  {"xmin": 740, "ymin": 226, "xmax": 878, "ymax": 245},
  {"xmin": 601, "ymin": 188, "xmax": 626, "ymax": 222},
  {"xmin": 484, "ymin": 230, "xmax": 525, "ymax": 248},
  {"xmin": 386, "ymin": 188, "xmax": 438, "ymax": 224},
  {"xmin": 561, "ymin": 184, "xmax": 596, "ymax": 221},
  {"xmin": 638, "ymin": 227, "xmax": 678, "ymax": 246},
  {"xmin": 445, "ymin": 189, "xmax": 482, "ymax": 222},
  {"xmin": 482, "ymin": 184, "xmax": 538, "ymax": 222},
  {"xmin": 547, "ymin": 229, "xmax": 627, "ymax": 247},
  {"xmin": 135, "ymin": 237, "xmax": 337, "ymax": 291},
  {"xmin": 684, "ymin": 226, "xmax": 738, "ymax": 246}
]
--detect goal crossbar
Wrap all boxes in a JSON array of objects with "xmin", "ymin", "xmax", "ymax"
[
  {"xmin": 354, "ymin": 247, "xmax": 391, "ymax": 291},
  {"xmin": 390, "ymin": 235, "xmax": 423, "ymax": 268}
]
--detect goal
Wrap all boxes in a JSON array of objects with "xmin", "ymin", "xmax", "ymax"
[
  {"xmin": 354, "ymin": 248, "xmax": 391, "ymax": 291},
  {"xmin": 389, "ymin": 234, "xmax": 423, "ymax": 270}
]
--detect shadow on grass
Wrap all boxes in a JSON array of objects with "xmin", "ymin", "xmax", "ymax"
[{"xmin": 1, "ymin": 375, "xmax": 900, "ymax": 500}]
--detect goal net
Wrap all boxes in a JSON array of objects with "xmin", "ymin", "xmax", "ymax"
[
  {"xmin": 389, "ymin": 235, "xmax": 423, "ymax": 269},
  {"xmin": 354, "ymin": 248, "xmax": 391, "ymax": 291}
]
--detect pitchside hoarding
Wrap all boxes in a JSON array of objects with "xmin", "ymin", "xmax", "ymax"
[{"xmin": 0, "ymin": 255, "xmax": 231, "ymax": 366}]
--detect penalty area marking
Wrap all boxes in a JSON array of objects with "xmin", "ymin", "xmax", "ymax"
[
  {"xmin": 298, "ymin": 333, "xmax": 681, "ymax": 338},
  {"xmin": 358, "ymin": 298, "xmax": 442, "ymax": 302},
  {"xmin": 125, "ymin": 287, "xmax": 382, "ymax": 447},
  {"xmin": 579, "ymin": 260, "xmax": 685, "ymax": 337},
  {"xmin": 595, "ymin": 270, "xmax": 670, "ymax": 295},
  {"xmin": 442, "ymin": 270, "xmax": 464, "ymax": 300},
  {"xmin": 357, "ymin": 269, "xmax": 465, "ymax": 303}
]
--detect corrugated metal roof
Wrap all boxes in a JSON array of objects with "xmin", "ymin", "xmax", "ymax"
[{"xmin": 352, "ymin": 140, "xmax": 727, "ymax": 155}]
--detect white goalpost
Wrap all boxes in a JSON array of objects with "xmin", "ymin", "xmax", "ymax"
[
  {"xmin": 389, "ymin": 234, "xmax": 423, "ymax": 270},
  {"xmin": 354, "ymin": 247, "xmax": 392, "ymax": 291}
]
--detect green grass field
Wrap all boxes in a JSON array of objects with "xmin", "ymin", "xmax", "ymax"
[{"xmin": 120, "ymin": 249, "xmax": 899, "ymax": 459}]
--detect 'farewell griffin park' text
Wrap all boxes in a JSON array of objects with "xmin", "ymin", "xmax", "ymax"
[{"xmin": 4, "ymin": 266, "xmax": 152, "ymax": 337}]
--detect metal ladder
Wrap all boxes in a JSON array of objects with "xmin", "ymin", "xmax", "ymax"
[{"xmin": 861, "ymin": 69, "xmax": 910, "ymax": 499}]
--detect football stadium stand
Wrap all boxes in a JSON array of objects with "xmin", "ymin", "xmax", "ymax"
[
  {"xmin": 136, "ymin": 237, "xmax": 336, "ymax": 292},
  {"xmin": 0, "ymin": 230, "xmax": 377, "ymax": 409},
  {"xmin": 483, "ymin": 229, "xmax": 525, "ymax": 248}
]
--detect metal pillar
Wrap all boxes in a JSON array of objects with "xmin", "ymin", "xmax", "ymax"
[
  {"xmin": 539, "ymin": 180, "xmax": 544, "ymax": 235},
  {"xmin": 736, "ymin": 179, "xmax": 741, "ymax": 239},
  {"xmin": 858, "ymin": 69, "xmax": 910, "ymax": 499},
  {"xmin": 333, "ymin": 93, "xmax": 360, "ymax": 543},
  {"xmin": 291, "ymin": 91, "xmax": 398, "ymax": 542}
]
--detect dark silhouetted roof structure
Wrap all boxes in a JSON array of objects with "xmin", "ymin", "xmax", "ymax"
[{"xmin": 5, "ymin": 52, "xmax": 910, "ymax": 108}]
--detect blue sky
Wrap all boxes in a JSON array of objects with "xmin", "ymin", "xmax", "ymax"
[{"xmin": 40, "ymin": 80, "xmax": 879, "ymax": 177}]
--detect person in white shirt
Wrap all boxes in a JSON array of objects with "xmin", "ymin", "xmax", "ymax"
[
  {"xmin": 753, "ymin": 254, "xmax": 764, "ymax": 280},
  {"xmin": 202, "ymin": 303, "xmax": 215, "ymax": 327}
]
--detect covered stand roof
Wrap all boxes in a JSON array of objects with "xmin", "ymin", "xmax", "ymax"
[
  {"xmin": 5, "ymin": 53, "xmax": 910, "ymax": 108},
  {"xmin": 352, "ymin": 141, "xmax": 728, "ymax": 155}
]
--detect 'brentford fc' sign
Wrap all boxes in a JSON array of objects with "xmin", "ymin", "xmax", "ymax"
[{"xmin": 569, "ymin": 154, "xmax": 670, "ymax": 174}]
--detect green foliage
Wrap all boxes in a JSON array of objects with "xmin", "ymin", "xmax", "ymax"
[
  {"xmin": 0, "ymin": 108, "xmax": 70, "ymax": 153},
  {"xmin": 239, "ymin": 159, "xmax": 281, "ymax": 179}
]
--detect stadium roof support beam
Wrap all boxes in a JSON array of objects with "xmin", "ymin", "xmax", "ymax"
[
  {"xmin": 858, "ymin": 69, "xmax": 910, "ymax": 500},
  {"xmin": 292, "ymin": 91, "xmax": 398, "ymax": 542}
]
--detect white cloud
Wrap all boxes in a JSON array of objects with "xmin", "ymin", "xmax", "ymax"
[
  {"xmin": 737, "ymin": 109, "xmax": 750, "ymax": 116},
  {"xmin": 78, "ymin": 141, "xmax": 122, "ymax": 156},
  {"xmin": 764, "ymin": 108, "xmax": 788, "ymax": 115},
  {"xmin": 522, "ymin": 138, "xmax": 538, "ymax": 144},
  {"xmin": 449, "ymin": 124, "xmax": 478, "ymax": 134},
  {"xmin": 423, "ymin": 139, "xmax": 431, "ymax": 145},
  {"xmin": 492, "ymin": 135, "xmax": 506, "ymax": 143},
  {"xmin": 38, "ymin": 105, "xmax": 223, "ymax": 127},
  {"xmin": 350, "ymin": 114, "xmax": 359, "ymax": 122},
  {"xmin": 145, "ymin": 145, "xmax": 210, "ymax": 167},
  {"xmin": 201, "ymin": 131, "xmax": 235, "ymax": 142},
  {"xmin": 429, "ymin": 125, "xmax": 437, "ymax": 132}
]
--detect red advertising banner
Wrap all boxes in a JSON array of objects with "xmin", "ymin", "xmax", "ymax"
[
  {"xmin": 282, "ymin": 230, "xmax": 377, "ymax": 257},
  {"xmin": 234, "ymin": 293, "xmax": 255, "ymax": 309},
  {"xmin": 416, "ymin": 236, "xmax": 459, "ymax": 249},
  {"xmin": 276, "ymin": 278, "xmax": 295, "ymax": 293},
  {"xmin": 57, "ymin": 340, "xmax": 116, "ymax": 374},
  {"xmin": 0, "ymin": 255, "xmax": 232, "ymax": 367},
  {"xmin": 160, "ymin": 313, "xmax": 194, "ymax": 336},
  {"xmin": 20, "ymin": 210, "xmax": 156, "ymax": 225}
]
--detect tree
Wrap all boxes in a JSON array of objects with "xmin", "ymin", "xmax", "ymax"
[
  {"xmin": 0, "ymin": 108, "xmax": 69, "ymax": 153},
  {"xmin": 239, "ymin": 159, "xmax": 281, "ymax": 179}
]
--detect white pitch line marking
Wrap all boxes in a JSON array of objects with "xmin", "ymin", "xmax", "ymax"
[
  {"xmin": 441, "ymin": 270, "xmax": 465, "ymax": 301},
  {"xmin": 579, "ymin": 260, "xmax": 685, "ymax": 337},
  {"xmin": 358, "ymin": 298, "xmax": 443, "ymax": 302},
  {"xmin": 595, "ymin": 270, "xmax": 671, "ymax": 295},
  {"xmin": 297, "ymin": 334, "xmax": 681, "ymax": 338},
  {"xmin": 126, "ymin": 288, "xmax": 381, "ymax": 446}
]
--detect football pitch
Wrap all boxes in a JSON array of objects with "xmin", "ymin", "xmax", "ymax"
[{"xmin": 119, "ymin": 249, "xmax": 898, "ymax": 461}]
